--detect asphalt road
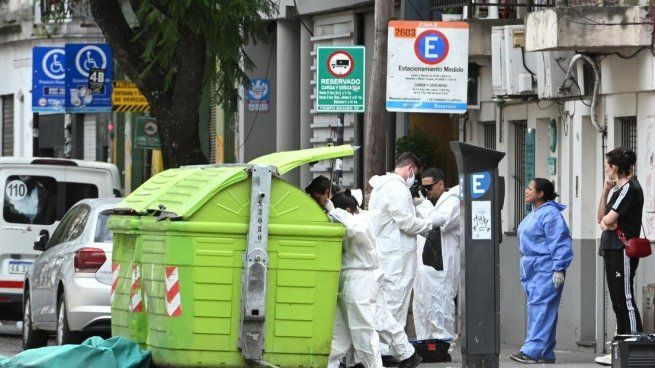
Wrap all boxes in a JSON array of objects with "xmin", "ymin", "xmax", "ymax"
[{"xmin": 0, "ymin": 321, "xmax": 23, "ymax": 358}]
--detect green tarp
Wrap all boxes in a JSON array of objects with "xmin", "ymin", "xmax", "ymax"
[{"xmin": 0, "ymin": 336, "xmax": 150, "ymax": 368}]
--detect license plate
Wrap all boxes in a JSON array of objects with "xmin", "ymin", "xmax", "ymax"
[{"xmin": 9, "ymin": 261, "xmax": 32, "ymax": 274}]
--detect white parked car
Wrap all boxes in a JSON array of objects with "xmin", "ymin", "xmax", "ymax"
[
  {"xmin": 0, "ymin": 157, "xmax": 120, "ymax": 319},
  {"xmin": 22, "ymin": 198, "xmax": 121, "ymax": 348}
]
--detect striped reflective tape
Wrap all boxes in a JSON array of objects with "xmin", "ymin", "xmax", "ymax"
[
  {"xmin": 129, "ymin": 264, "xmax": 143, "ymax": 313},
  {"xmin": 113, "ymin": 105, "xmax": 150, "ymax": 112},
  {"xmin": 111, "ymin": 262, "xmax": 120, "ymax": 304},
  {"xmin": 164, "ymin": 266, "xmax": 182, "ymax": 317}
]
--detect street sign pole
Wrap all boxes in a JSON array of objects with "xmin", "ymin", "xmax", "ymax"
[{"xmin": 64, "ymin": 113, "xmax": 72, "ymax": 158}]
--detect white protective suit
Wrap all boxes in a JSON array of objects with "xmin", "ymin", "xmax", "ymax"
[
  {"xmin": 327, "ymin": 208, "xmax": 383, "ymax": 368},
  {"xmin": 413, "ymin": 185, "xmax": 461, "ymax": 341},
  {"xmin": 368, "ymin": 173, "xmax": 433, "ymax": 328},
  {"xmin": 373, "ymin": 268, "xmax": 416, "ymax": 361}
]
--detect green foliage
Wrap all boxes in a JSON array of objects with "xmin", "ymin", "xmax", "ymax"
[
  {"xmin": 396, "ymin": 128, "xmax": 439, "ymax": 170},
  {"xmin": 133, "ymin": 0, "xmax": 277, "ymax": 105}
]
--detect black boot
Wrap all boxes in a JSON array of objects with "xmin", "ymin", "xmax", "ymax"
[{"xmin": 399, "ymin": 352, "xmax": 422, "ymax": 368}]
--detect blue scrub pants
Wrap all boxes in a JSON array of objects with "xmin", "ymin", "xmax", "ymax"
[{"xmin": 520, "ymin": 257, "xmax": 563, "ymax": 361}]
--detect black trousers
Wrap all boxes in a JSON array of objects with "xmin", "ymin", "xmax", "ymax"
[{"xmin": 603, "ymin": 249, "xmax": 643, "ymax": 334}]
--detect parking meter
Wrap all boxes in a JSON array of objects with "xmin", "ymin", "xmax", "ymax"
[{"xmin": 450, "ymin": 142, "xmax": 505, "ymax": 368}]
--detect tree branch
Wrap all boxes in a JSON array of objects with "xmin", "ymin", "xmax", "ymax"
[{"xmin": 89, "ymin": 0, "xmax": 167, "ymax": 103}]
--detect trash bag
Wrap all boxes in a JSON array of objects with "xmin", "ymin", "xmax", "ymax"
[
  {"xmin": 422, "ymin": 227, "xmax": 443, "ymax": 271},
  {"xmin": 0, "ymin": 336, "xmax": 151, "ymax": 368}
]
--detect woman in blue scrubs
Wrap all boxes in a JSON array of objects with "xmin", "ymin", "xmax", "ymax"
[{"xmin": 510, "ymin": 178, "xmax": 573, "ymax": 364}]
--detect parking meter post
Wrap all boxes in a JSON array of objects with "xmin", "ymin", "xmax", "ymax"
[
  {"xmin": 239, "ymin": 165, "xmax": 274, "ymax": 361},
  {"xmin": 450, "ymin": 142, "xmax": 505, "ymax": 368}
]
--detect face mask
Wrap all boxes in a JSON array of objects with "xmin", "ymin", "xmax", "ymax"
[{"xmin": 405, "ymin": 168, "xmax": 415, "ymax": 188}]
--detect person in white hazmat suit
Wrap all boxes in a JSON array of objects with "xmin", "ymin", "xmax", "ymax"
[
  {"xmin": 324, "ymin": 191, "xmax": 383, "ymax": 368},
  {"xmin": 413, "ymin": 167, "xmax": 461, "ymax": 343},
  {"xmin": 345, "ymin": 190, "xmax": 423, "ymax": 368},
  {"xmin": 368, "ymin": 153, "xmax": 444, "ymax": 358},
  {"xmin": 305, "ymin": 178, "xmax": 423, "ymax": 368}
]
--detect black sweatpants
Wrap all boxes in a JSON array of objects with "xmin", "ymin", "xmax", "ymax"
[{"xmin": 603, "ymin": 250, "xmax": 643, "ymax": 334}]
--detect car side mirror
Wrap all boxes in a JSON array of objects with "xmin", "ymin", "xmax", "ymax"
[{"xmin": 33, "ymin": 230, "xmax": 49, "ymax": 252}]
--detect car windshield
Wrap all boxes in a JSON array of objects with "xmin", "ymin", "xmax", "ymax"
[{"xmin": 94, "ymin": 210, "xmax": 113, "ymax": 243}]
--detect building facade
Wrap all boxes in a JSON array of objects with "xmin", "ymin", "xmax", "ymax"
[{"xmin": 240, "ymin": 0, "xmax": 655, "ymax": 355}]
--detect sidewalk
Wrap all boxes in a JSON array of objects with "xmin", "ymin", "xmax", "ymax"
[{"xmin": 420, "ymin": 345, "xmax": 602, "ymax": 368}]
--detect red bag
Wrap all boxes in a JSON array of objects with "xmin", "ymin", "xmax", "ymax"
[{"xmin": 616, "ymin": 226, "xmax": 652, "ymax": 259}]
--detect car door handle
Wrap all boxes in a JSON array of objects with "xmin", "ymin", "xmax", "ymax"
[{"xmin": 1, "ymin": 226, "xmax": 32, "ymax": 233}]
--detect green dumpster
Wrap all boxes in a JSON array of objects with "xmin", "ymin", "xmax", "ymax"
[
  {"xmin": 110, "ymin": 145, "xmax": 355, "ymax": 367},
  {"xmin": 109, "ymin": 217, "xmax": 148, "ymax": 347}
]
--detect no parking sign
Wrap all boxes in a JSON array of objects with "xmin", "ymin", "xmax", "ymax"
[
  {"xmin": 316, "ymin": 46, "xmax": 365, "ymax": 113},
  {"xmin": 386, "ymin": 21, "xmax": 469, "ymax": 113}
]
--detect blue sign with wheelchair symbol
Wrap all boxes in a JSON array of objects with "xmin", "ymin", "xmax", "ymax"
[
  {"xmin": 32, "ymin": 47, "xmax": 66, "ymax": 113},
  {"xmin": 414, "ymin": 30, "xmax": 450, "ymax": 65},
  {"xmin": 65, "ymin": 43, "xmax": 112, "ymax": 112}
]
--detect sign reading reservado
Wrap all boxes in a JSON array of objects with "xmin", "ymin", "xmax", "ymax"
[
  {"xmin": 316, "ymin": 46, "xmax": 365, "ymax": 113},
  {"xmin": 386, "ymin": 21, "xmax": 469, "ymax": 113}
]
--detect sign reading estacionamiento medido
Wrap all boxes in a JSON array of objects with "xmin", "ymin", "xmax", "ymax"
[
  {"xmin": 386, "ymin": 21, "xmax": 469, "ymax": 114},
  {"xmin": 316, "ymin": 46, "xmax": 365, "ymax": 113}
]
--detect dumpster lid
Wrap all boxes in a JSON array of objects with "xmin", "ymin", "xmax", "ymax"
[
  {"xmin": 115, "ymin": 166, "xmax": 248, "ymax": 217},
  {"xmin": 249, "ymin": 144, "xmax": 355, "ymax": 175},
  {"xmin": 116, "ymin": 145, "xmax": 355, "ymax": 218}
]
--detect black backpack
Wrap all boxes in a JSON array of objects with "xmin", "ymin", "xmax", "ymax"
[{"xmin": 422, "ymin": 227, "xmax": 443, "ymax": 271}]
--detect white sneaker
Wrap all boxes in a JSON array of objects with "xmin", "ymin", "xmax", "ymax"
[{"xmin": 594, "ymin": 353, "xmax": 611, "ymax": 366}]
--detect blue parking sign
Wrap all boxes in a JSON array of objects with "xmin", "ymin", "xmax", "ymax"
[
  {"xmin": 32, "ymin": 47, "xmax": 66, "ymax": 114},
  {"xmin": 65, "ymin": 43, "xmax": 112, "ymax": 112}
]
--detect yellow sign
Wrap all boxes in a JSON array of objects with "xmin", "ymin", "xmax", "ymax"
[{"xmin": 112, "ymin": 81, "xmax": 150, "ymax": 112}]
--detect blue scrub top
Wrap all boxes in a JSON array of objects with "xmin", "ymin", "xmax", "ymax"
[{"xmin": 518, "ymin": 201, "xmax": 573, "ymax": 272}]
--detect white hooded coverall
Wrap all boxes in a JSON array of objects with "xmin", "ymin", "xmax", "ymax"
[
  {"xmin": 413, "ymin": 186, "xmax": 461, "ymax": 341},
  {"xmin": 368, "ymin": 173, "xmax": 433, "ymax": 329},
  {"xmin": 327, "ymin": 208, "xmax": 383, "ymax": 368}
]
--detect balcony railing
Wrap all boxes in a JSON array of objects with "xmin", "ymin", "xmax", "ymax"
[
  {"xmin": 430, "ymin": 0, "xmax": 556, "ymax": 19},
  {"xmin": 562, "ymin": 0, "xmax": 646, "ymax": 5},
  {"xmin": 35, "ymin": 0, "xmax": 93, "ymax": 24}
]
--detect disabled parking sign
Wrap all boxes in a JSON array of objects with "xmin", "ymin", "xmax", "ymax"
[
  {"xmin": 32, "ymin": 47, "xmax": 66, "ymax": 113},
  {"xmin": 387, "ymin": 21, "xmax": 469, "ymax": 113},
  {"xmin": 65, "ymin": 43, "xmax": 112, "ymax": 113}
]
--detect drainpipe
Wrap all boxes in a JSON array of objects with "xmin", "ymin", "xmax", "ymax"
[{"xmin": 559, "ymin": 54, "xmax": 604, "ymax": 133}]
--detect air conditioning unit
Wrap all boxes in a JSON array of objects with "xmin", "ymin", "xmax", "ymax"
[
  {"xmin": 491, "ymin": 25, "xmax": 538, "ymax": 98},
  {"xmin": 536, "ymin": 51, "xmax": 585, "ymax": 100}
]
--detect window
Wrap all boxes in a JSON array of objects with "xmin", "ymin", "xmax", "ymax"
[
  {"xmin": 2, "ymin": 177, "xmax": 98, "ymax": 225},
  {"xmin": 64, "ymin": 182, "xmax": 98, "ymax": 210},
  {"xmin": 620, "ymin": 116, "xmax": 637, "ymax": 152},
  {"xmin": 482, "ymin": 122, "xmax": 497, "ymax": 150},
  {"xmin": 514, "ymin": 121, "xmax": 527, "ymax": 231},
  {"xmin": 619, "ymin": 116, "xmax": 637, "ymax": 174},
  {"xmin": 49, "ymin": 206, "xmax": 80, "ymax": 247},
  {"xmin": 67, "ymin": 205, "xmax": 90, "ymax": 242},
  {"xmin": 1, "ymin": 95, "xmax": 13, "ymax": 156},
  {"xmin": 3, "ymin": 175, "xmax": 58, "ymax": 225},
  {"xmin": 95, "ymin": 211, "xmax": 114, "ymax": 242},
  {"xmin": 50, "ymin": 205, "xmax": 90, "ymax": 247}
]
